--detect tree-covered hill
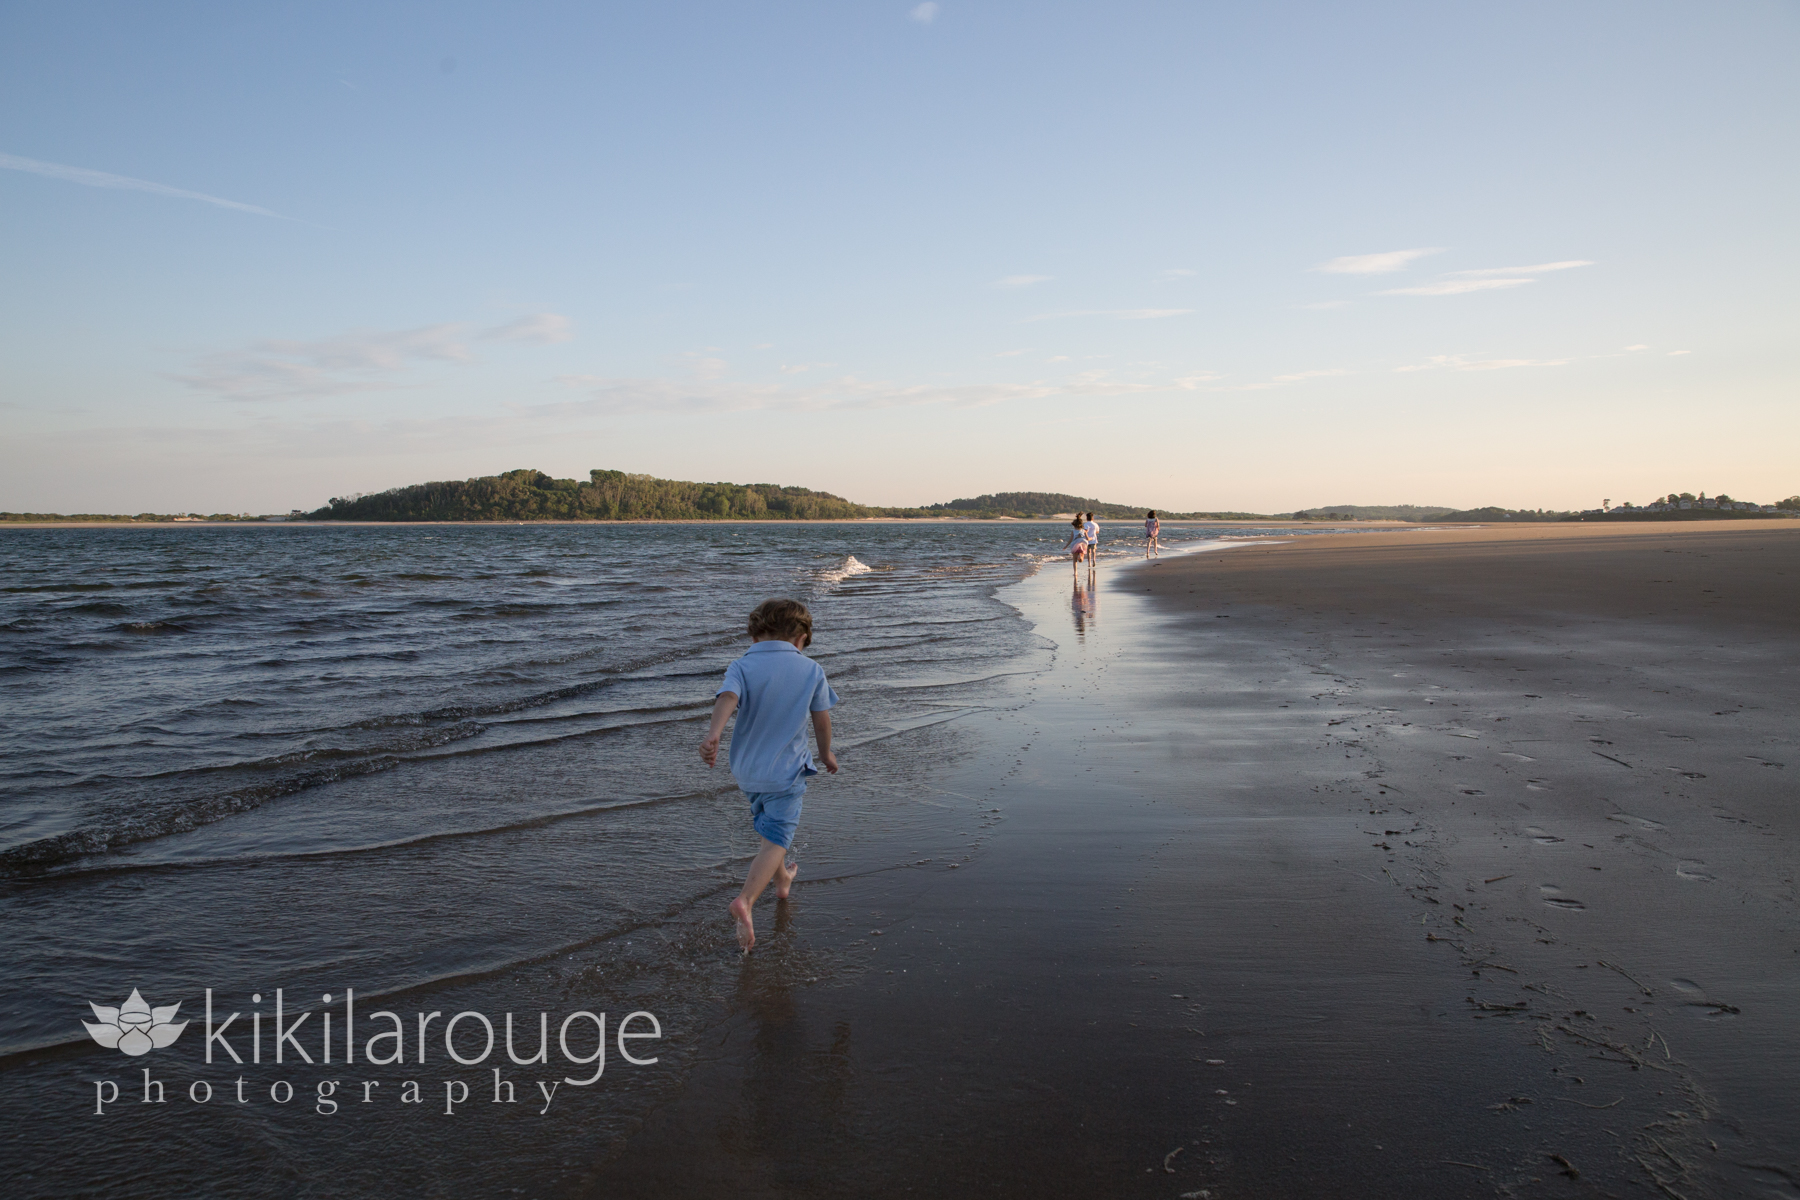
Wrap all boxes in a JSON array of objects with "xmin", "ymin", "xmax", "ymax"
[
  {"xmin": 1290, "ymin": 504, "xmax": 1458, "ymax": 521},
  {"xmin": 302, "ymin": 471, "xmax": 1261, "ymax": 522},
  {"xmin": 308, "ymin": 469, "xmax": 887, "ymax": 521},
  {"xmin": 922, "ymin": 492, "xmax": 1254, "ymax": 519}
]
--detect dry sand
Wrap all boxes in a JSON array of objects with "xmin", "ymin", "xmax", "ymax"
[{"xmin": 575, "ymin": 521, "xmax": 1797, "ymax": 1198}]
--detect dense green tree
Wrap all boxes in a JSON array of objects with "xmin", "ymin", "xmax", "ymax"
[{"xmin": 308, "ymin": 468, "xmax": 893, "ymax": 522}]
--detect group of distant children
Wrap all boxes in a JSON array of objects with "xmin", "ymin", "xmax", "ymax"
[
  {"xmin": 700, "ymin": 512, "xmax": 1169, "ymax": 952},
  {"xmin": 1064, "ymin": 510, "xmax": 1162, "ymax": 565}
]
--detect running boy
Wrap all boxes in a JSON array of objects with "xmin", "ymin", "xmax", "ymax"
[{"xmin": 698, "ymin": 598, "xmax": 839, "ymax": 951}]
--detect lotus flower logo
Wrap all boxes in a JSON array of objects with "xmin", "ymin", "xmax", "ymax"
[{"xmin": 83, "ymin": 989, "xmax": 188, "ymax": 1056}]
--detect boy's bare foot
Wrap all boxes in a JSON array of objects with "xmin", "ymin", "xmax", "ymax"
[
  {"xmin": 775, "ymin": 859, "xmax": 799, "ymax": 900},
  {"xmin": 729, "ymin": 897, "xmax": 755, "ymax": 952}
]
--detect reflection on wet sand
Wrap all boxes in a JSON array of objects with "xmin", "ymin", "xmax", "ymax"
[
  {"xmin": 729, "ymin": 902, "xmax": 859, "ymax": 1167},
  {"xmin": 1071, "ymin": 570, "xmax": 1097, "ymax": 638}
]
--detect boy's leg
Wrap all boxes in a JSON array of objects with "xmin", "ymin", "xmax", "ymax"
[
  {"xmin": 730, "ymin": 785, "xmax": 804, "ymax": 951},
  {"xmin": 730, "ymin": 838, "xmax": 788, "ymax": 951}
]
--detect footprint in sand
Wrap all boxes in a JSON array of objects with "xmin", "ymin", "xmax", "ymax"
[
  {"xmin": 1675, "ymin": 861, "xmax": 1715, "ymax": 882},
  {"xmin": 1459, "ymin": 788, "xmax": 1485, "ymax": 796},
  {"xmin": 1539, "ymin": 885, "xmax": 1586, "ymax": 910},
  {"xmin": 1608, "ymin": 813, "xmax": 1667, "ymax": 832},
  {"xmin": 1526, "ymin": 779, "xmax": 1552, "ymax": 791},
  {"xmin": 1670, "ymin": 976, "xmax": 1739, "ymax": 1017},
  {"xmin": 1524, "ymin": 826, "xmax": 1565, "ymax": 845}
]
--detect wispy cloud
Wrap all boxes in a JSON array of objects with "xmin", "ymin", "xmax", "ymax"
[
  {"xmin": 992, "ymin": 349, "xmax": 1029, "ymax": 358},
  {"xmin": 177, "ymin": 315, "xmax": 572, "ymax": 401},
  {"xmin": 550, "ymin": 362, "xmax": 1239, "ymax": 415},
  {"xmin": 685, "ymin": 354, "xmax": 728, "ymax": 380},
  {"xmin": 1021, "ymin": 308, "xmax": 1193, "ymax": 323},
  {"xmin": 992, "ymin": 274, "xmax": 1052, "ymax": 288},
  {"xmin": 1378, "ymin": 278, "xmax": 1535, "ymax": 296},
  {"xmin": 1175, "ymin": 367, "xmax": 1351, "ymax": 393},
  {"xmin": 1314, "ymin": 248, "xmax": 1443, "ymax": 275},
  {"xmin": 1, "ymin": 151, "xmax": 285, "ymax": 218},
  {"xmin": 484, "ymin": 313, "xmax": 572, "ymax": 344},
  {"xmin": 1395, "ymin": 354, "xmax": 1568, "ymax": 372},
  {"xmin": 1446, "ymin": 260, "xmax": 1594, "ymax": 279},
  {"xmin": 1059, "ymin": 371, "xmax": 1170, "ymax": 396},
  {"xmin": 553, "ymin": 374, "xmax": 1050, "ymax": 415},
  {"xmin": 1380, "ymin": 259, "xmax": 1593, "ymax": 297},
  {"xmin": 909, "ymin": 2, "xmax": 939, "ymax": 24}
]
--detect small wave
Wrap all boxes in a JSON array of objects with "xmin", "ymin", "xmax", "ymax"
[
  {"xmin": 0, "ymin": 755, "xmax": 404, "ymax": 875},
  {"xmin": 3, "ymin": 582, "xmax": 116, "ymax": 594},
  {"xmin": 117, "ymin": 620, "xmax": 191, "ymax": 634},
  {"xmin": 818, "ymin": 555, "xmax": 874, "ymax": 585},
  {"xmin": 29, "ymin": 788, "xmax": 727, "ymax": 882}
]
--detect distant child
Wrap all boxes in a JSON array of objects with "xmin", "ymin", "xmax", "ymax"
[
  {"xmin": 1144, "ymin": 510, "xmax": 1160, "ymax": 557},
  {"xmin": 1064, "ymin": 517, "xmax": 1087, "ymax": 565},
  {"xmin": 1083, "ymin": 512, "xmax": 1100, "ymax": 562},
  {"xmin": 698, "ymin": 598, "xmax": 840, "ymax": 951}
]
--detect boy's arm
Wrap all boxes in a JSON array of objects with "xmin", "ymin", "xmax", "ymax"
[
  {"xmin": 811, "ymin": 710, "xmax": 838, "ymax": 773},
  {"xmin": 699, "ymin": 692, "xmax": 739, "ymax": 767}
]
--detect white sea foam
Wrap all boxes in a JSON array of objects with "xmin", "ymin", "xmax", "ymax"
[{"xmin": 818, "ymin": 554, "xmax": 874, "ymax": 585}]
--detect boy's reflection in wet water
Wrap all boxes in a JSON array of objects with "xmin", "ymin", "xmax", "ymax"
[
  {"xmin": 725, "ymin": 901, "xmax": 858, "ymax": 1166},
  {"xmin": 1071, "ymin": 571, "xmax": 1097, "ymax": 639}
]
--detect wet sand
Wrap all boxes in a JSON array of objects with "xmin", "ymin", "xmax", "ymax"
[{"xmin": 583, "ymin": 522, "xmax": 1798, "ymax": 1198}]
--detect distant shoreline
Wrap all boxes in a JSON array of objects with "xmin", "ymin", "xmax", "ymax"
[
  {"xmin": 0, "ymin": 517, "xmax": 1407, "ymax": 530},
  {"xmin": 7, "ymin": 514, "xmax": 1790, "ymax": 531}
]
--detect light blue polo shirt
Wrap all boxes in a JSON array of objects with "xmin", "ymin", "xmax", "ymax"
[{"xmin": 718, "ymin": 641, "xmax": 840, "ymax": 792}]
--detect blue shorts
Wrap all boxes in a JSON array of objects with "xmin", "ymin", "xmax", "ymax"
[{"xmin": 746, "ymin": 782, "xmax": 806, "ymax": 849}]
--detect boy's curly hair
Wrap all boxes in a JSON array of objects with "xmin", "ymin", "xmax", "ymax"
[{"xmin": 747, "ymin": 598, "xmax": 813, "ymax": 646}]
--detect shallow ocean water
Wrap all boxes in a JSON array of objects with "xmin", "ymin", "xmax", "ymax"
[
  {"xmin": 0, "ymin": 519, "xmax": 1301, "ymax": 1197},
  {"xmin": 0, "ymin": 521, "xmax": 1251, "ymax": 1054}
]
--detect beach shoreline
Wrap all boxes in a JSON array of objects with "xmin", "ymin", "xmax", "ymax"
[
  {"xmin": 582, "ymin": 520, "xmax": 1798, "ymax": 1197},
  {"xmin": 4, "ymin": 520, "xmax": 1793, "ymax": 1197}
]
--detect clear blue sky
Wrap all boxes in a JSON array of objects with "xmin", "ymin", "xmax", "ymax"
[{"xmin": 2, "ymin": 1, "xmax": 1795, "ymax": 513}]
